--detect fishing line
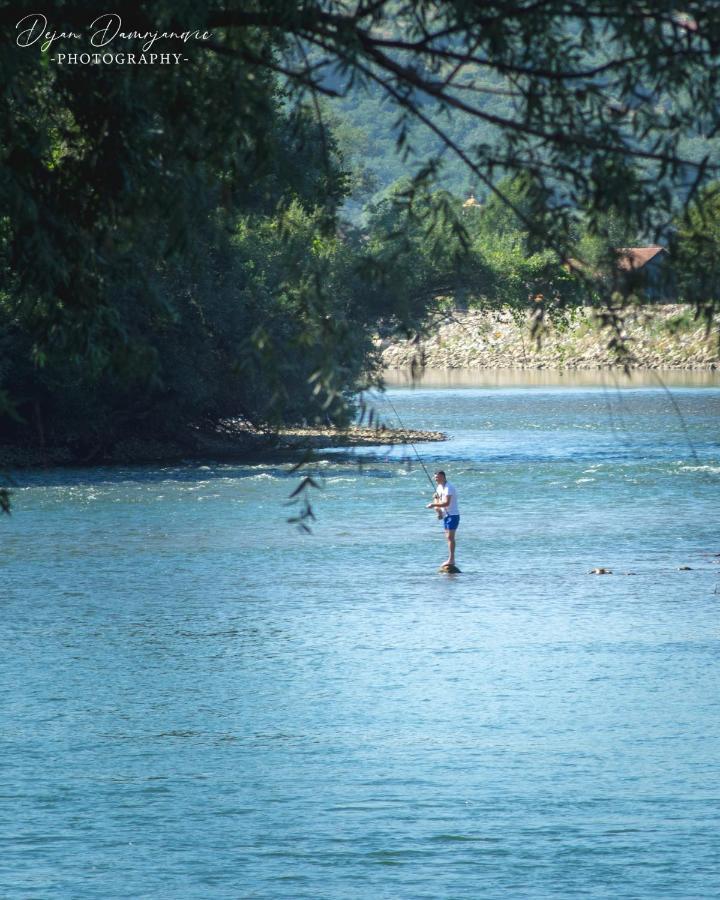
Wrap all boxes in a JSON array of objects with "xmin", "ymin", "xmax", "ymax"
[{"xmin": 381, "ymin": 392, "xmax": 437, "ymax": 491}]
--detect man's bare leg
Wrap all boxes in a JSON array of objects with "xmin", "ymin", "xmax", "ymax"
[{"xmin": 444, "ymin": 528, "xmax": 456, "ymax": 567}]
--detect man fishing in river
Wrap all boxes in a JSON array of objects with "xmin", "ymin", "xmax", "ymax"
[{"xmin": 426, "ymin": 470, "xmax": 460, "ymax": 570}]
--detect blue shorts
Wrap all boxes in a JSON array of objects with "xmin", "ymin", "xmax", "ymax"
[{"xmin": 443, "ymin": 514, "xmax": 460, "ymax": 531}]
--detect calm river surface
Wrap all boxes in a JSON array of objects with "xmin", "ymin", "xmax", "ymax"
[{"xmin": 2, "ymin": 372, "xmax": 720, "ymax": 899}]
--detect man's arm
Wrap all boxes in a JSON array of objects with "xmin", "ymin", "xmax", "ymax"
[{"xmin": 427, "ymin": 497, "xmax": 450, "ymax": 509}]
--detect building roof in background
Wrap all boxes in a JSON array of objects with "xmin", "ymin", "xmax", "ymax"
[{"xmin": 615, "ymin": 246, "xmax": 666, "ymax": 270}]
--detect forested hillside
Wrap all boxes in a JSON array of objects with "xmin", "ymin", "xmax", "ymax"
[{"xmin": 321, "ymin": 19, "xmax": 720, "ymax": 219}]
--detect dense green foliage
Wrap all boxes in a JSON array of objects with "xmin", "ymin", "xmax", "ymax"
[
  {"xmin": 365, "ymin": 175, "xmax": 582, "ymax": 320},
  {"xmin": 0, "ymin": 6, "xmax": 429, "ymax": 458}
]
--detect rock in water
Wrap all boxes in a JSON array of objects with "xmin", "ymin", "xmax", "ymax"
[
  {"xmin": 439, "ymin": 563, "xmax": 461, "ymax": 574},
  {"xmin": 589, "ymin": 567, "xmax": 612, "ymax": 575}
]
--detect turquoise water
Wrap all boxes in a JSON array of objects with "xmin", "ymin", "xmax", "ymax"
[{"xmin": 2, "ymin": 378, "xmax": 720, "ymax": 898}]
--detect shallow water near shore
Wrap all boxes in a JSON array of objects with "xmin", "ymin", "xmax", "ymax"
[{"xmin": 2, "ymin": 375, "xmax": 720, "ymax": 898}]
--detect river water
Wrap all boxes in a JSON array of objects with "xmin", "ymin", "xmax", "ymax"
[{"xmin": 2, "ymin": 372, "xmax": 719, "ymax": 899}]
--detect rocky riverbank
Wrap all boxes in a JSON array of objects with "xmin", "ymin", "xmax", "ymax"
[
  {"xmin": 380, "ymin": 305, "xmax": 719, "ymax": 370},
  {"xmin": 265, "ymin": 425, "xmax": 445, "ymax": 449}
]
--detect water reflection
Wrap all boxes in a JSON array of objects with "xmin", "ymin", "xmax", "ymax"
[{"xmin": 383, "ymin": 367, "xmax": 720, "ymax": 389}]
